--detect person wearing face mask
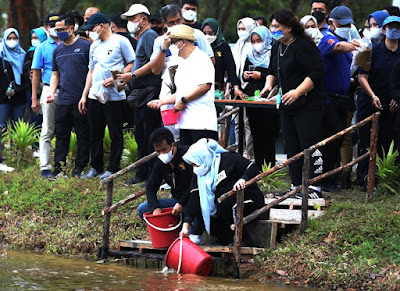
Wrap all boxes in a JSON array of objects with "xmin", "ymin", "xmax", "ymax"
[
  {"xmin": 109, "ymin": 12, "xmax": 137, "ymax": 50},
  {"xmin": 180, "ymin": 138, "xmax": 264, "ymax": 245},
  {"xmin": 149, "ymin": 13, "xmax": 166, "ymax": 36},
  {"xmin": 363, "ymin": 11, "xmax": 390, "ymax": 42},
  {"xmin": 31, "ymin": 14, "xmax": 61, "ymax": 178},
  {"xmin": 65, "ymin": 10, "xmax": 84, "ymax": 33},
  {"xmin": 0, "ymin": 28, "xmax": 27, "ymax": 131},
  {"xmin": 148, "ymin": 25, "xmax": 218, "ymax": 147},
  {"xmin": 310, "ymin": 0, "xmax": 330, "ymax": 34},
  {"xmin": 232, "ymin": 17, "xmax": 258, "ymax": 160},
  {"xmin": 181, "ymin": 0, "xmax": 201, "ymax": 30},
  {"xmin": 355, "ymin": 16, "xmax": 400, "ymax": 189},
  {"xmin": 78, "ymin": 13, "xmax": 135, "ymax": 179},
  {"xmin": 241, "ymin": 26, "xmax": 279, "ymax": 171},
  {"xmin": 117, "ymin": 4, "xmax": 163, "ymax": 185},
  {"xmin": 45, "ymin": 15, "xmax": 91, "ymax": 178},
  {"xmin": 260, "ymin": 9, "xmax": 326, "ymax": 199},
  {"xmin": 201, "ymin": 18, "xmax": 243, "ymax": 97},
  {"xmin": 148, "ymin": 4, "xmax": 214, "ymax": 143}
]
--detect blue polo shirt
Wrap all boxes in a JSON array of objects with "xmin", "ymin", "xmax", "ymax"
[
  {"xmin": 318, "ymin": 33, "xmax": 352, "ymax": 96},
  {"xmin": 31, "ymin": 37, "xmax": 59, "ymax": 84}
]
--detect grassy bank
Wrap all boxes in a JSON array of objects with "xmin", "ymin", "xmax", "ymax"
[{"xmin": 1, "ymin": 155, "xmax": 399, "ymax": 289}]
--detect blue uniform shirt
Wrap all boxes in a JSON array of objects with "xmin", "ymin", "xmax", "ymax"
[{"xmin": 31, "ymin": 37, "xmax": 59, "ymax": 84}]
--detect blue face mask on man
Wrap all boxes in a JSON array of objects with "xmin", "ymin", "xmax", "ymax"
[
  {"xmin": 386, "ymin": 28, "xmax": 400, "ymax": 40},
  {"xmin": 56, "ymin": 28, "xmax": 71, "ymax": 42}
]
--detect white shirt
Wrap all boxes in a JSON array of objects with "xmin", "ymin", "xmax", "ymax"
[{"xmin": 175, "ymin": 47, "xmax": 217, "ymax": 131}]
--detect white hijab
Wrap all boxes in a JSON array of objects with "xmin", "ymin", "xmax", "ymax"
[
  {"xmin": 300, "ymin": 15, "xmax": 324, "ymax": 46},
  {"xmin": 232, "ymin": 17, "xmax": 258, "ymax": 87}
]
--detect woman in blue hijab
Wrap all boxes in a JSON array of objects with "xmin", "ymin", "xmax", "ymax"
[
  {"xmin": 0, "ymin": 28, "xmax": 27, "ymax": 129},
  {"xmin": 242, "ymin": 26, "xmax": 280, "ymax": 171},
  {"xmin": 181, "ymin": 138, "xmax": 264, "ymax": 245}
]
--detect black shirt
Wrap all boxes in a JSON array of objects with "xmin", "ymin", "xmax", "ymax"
[
  {"xmin": 145, "ymin": 145, "xmax": 192, "ymax": 212},
  {"xmin": 186, "ymin": 22, "xmax": 202, "ymax": 30},
  {"xmin": 213, "ymin": 42, "xmax": 240, "ymax": 89},
  {"xmin": 0, "ymin": 57, "xmax": 25, "ymax": 105},
  {"xmin": 268, "ymin": 36, "xmax": 326, "ymax": 111},
  {"xmin": 184, "ymin": 151, "xmax": 264, "ymax": 224},
  {"xmin": 242, "ymin": 57, "xmax": 268, "ymax": 96}
]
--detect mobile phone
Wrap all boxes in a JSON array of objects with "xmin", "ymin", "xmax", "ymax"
[{"xmin": 248, "ymin": 65, "xmax": 255, "ymax": 71}]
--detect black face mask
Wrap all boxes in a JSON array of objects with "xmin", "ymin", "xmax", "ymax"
[
  {"xmin": 152, "ymin": 26, "xmax": 164, "ymax": 35},
  {"xmin": 312, "ymin": 11, "xmax": 326, "ymax": 24}
]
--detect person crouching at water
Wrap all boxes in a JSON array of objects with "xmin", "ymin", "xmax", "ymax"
[{"xmin": 180, "ymin": 138, "xmax": 265, "ymax": 245}]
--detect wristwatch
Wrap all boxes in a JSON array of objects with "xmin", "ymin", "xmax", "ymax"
[
  {"xmin": 131, "ymin": 72, "xmax": 137, "ymax": 80},
  {"xmin": 181, "ymin": 96, "xmax": 188, "ymax": 104},
  {"xmin": 161, "ymin": 48, "xmax": 168, "ymax": 53}
]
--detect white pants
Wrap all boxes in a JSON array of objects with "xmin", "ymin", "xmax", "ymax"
[{"xmin": 39, "ymin": 85, "xmax": 58, "ymax": 171}]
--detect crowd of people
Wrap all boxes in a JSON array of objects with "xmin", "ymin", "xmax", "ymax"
[{"xmin": 1, "ymin": 0, "xmax": 400, "ymax": 245}]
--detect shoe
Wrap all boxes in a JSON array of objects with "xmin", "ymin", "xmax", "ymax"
[
  {"xmin": 124, "ymin": 175, "xmax": 145, "ymax": 186},
  {"xmin": 189, "ymin": 234, "xmax": 201, "ymax": 245},
  {"xmin": 274, "ymin": 189, "xmax": 296, "ymax": 198},
  {"xmin": 294, "ymin": 187, "xmax": 323, "ymax": 200},
  {"xmin": 41, "ymin": 169, "xmax": 52, "ymax": 178},
  {"xmin": 160, "ymin": 183, "xmax": 171, "ymax": 190},
  {"xmin": 100, "ymin": 170, "xmax": 113, "ymax": 180},
  {"xmin": 72, "ymin": 168, "xmax": 84, "ymax": 178},
  {"xmin": 51, "ymin": 168, "xmax": 67, "ymax": 179},
  {"xmin": 321, "ymin": 183, "xmax": 341, "ymax": 193},
  {"xmin": 82, "ymin": 167, "xmax": 100, "ymax": 179},
  {"xmin": 33, "ymin": 150, "xmax": 40, "ymax": 158}
]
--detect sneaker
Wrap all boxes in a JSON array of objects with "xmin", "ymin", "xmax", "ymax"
[
  {"xmin": 51, "ymin": 168, "xmax": 67, "ymax": 179},
  {"xmin": 294, "ymin": 187, "xmax": 322, "ymax": 200},
  {"xmin": 82, "ymin": 167, "xmax": 100, "ymax": 179},
  {"xmin": 41, "ymin": 169, "xmax": 52, "ymax": 178},
  {"xmin": 33, "ymin": 150, "xmax": 40, "ymax": 158},
  {"xmin": 189, "ymin": 234, "xmax": 201, "ymax": 245},
  {"xmin": 100, "ymin": 170, "xmax": 113, "ymax": 180},
  {"xmin": 160, "ymin": 183, "xmax": 171, "ymax": 190},
  {"xmin": 274, "ymin": 189, "xmax": 296, "ymax": 198},
  {"xmin": 72, "ymin": 168, "xmax": 84, "ymax": 178},
  {"xmin": 124, "ymin": 175, "xmax": 145, "ymax": 186}
]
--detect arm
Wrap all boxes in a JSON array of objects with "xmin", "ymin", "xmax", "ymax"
[
  {"xmin": 359, "ymin": 73, "xmax": 383, "ymax": 110},
  {"xmin": 47, "ymin": 71, "xmax": 59, "ymax": 103},
  {"xmin": 260, "ymin": 75, "xmax": 277, "ymax": 96},
  {"xmin": 333, "ymin": 39, "xmax": 360, "ymax": 54},
  {"xmin": 78, "ymin": 69, "xmax": 93, "ymax": 115},
  {"xmin": 31, "ymin": 70, "xmax": 41, "ymax": 114},
  {"xmin": 174, "ymin": 83, "xmax": 212, "ymax": 111},
  {"xmin": 151, "ymin": 36, "xmax": 169, "ymax": 75},
  {"xmin": 145, "ymin": 163, "xmax": 165, "ymax": 214}
]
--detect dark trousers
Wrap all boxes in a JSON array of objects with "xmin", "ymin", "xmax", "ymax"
[
  {"xmin": 54, "ymin": 103, "xmax": 90, "ymax": 170},
  {"xmin": 179, "ymin": 129, "xmax": 218, "ymax": 146},
  {"xmin": 134, "ymin": 106, "xmax": 162, "ymax": 180},
  {"xmin": 281, "ymin": 109, "xmax": 323, "ymax": 186},
  {"xmin": 87, "ymin": 99, "xmax": 124, "ymax": 173},
  {"xmin": 247, "ymin": 107, "xmax": 280, "ymax": 171},
  {"xmin": 320, "ymin": 101, "xmax": 347, "ymax": 182}
]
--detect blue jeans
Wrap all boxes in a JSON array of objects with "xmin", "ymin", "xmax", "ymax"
[{"xmin": 0, "ymin": 103, "xmax": 26, "ymax": 129}]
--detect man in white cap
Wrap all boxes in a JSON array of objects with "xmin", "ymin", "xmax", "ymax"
[
  {"xmin": 118, "ymin": 4, "xmax": 162, "ymax": 185},
  {"xmin": 148, "ymin": 25, "xmax": 217, "ymax": 146}
]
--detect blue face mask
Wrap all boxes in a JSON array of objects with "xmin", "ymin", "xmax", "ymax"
[
  {"xmin": 386, "ymin": 28, "xmax": 400, "ymax": 40},
  {"xmin": 56, "ymin": 31, "xmax": 70, "ymax": 42},
  {"xmin": 272, "ymin": 30, "xmax": 284, "ymax": 41}
]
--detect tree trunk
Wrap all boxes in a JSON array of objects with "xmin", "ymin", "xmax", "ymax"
[
  {"xmin": 290, "ymin": 0, "xmax": 304, "ymax": 13},
  {"xmin": 221, "ymin": 0, "xmax": 235, "ymax": 34},
  {"xmin": 8, "ymin": 0, "xmax": 39, "ymax": 49},
  {"xmin": 58, "ymin": 0, "xmax": 81, "ymax": 14}
]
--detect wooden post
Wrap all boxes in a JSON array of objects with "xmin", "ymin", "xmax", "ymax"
[
  {"xmin": 100, "ymin": 181, "xmax": 113, "ymax": 259},
  {"xmin": 238, "ymin": 108, "xmax": 244, "ymax": 155},
  {"xmin": 300, "ymin": 149, "xmax": 311, "ymax": 233},
  {"xmin": 367, "ymin": 113, "xmax": 379, "ymax": 203},
  {"xmin": 232, "ymin": 189, "xmax": 244, "ymax": 279}
]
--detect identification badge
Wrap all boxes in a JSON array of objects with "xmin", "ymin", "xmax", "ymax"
[{"xmin": 216, "ymin": 170, "xmax": 227, "ymax": 186}]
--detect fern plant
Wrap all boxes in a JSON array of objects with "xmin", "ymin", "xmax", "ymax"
[
  {"xmin": 121, "ymin": 130, "xmax": 138, "ymax": 167},
  {"xmin": 260, "ymin": 161, "xmax": 288, "ymax": 192},
  {"xmin": 376, "ymin": 141, "xmax": 400, "ymax": 195},
  {"xmin": 69, "ymin": 132, "xmax": 77, "ymax": 157}
]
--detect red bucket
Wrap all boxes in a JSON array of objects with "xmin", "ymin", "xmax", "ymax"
[
  {"xmin": 143, "ymin": 208, "xmax": 182, "ymax": 248},
  {"xmin": 165, "ymin": 237, "xmax": 213, "ymax": 276},
  {"xmin": 161, "ymin": 109, "xmax": 178, "ymax": 126}
]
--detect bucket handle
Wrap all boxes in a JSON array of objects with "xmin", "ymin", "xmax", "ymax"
[
  {"xmin": 143, "ymin": 213, "xmax": 182, "ymax": 232},
  {"xmin": 177, "ymin": 235, "xmax": 183, "ymax": 274}
]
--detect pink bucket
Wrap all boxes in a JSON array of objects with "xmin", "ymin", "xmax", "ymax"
[{"xmin": 161, "ymin": 109, "xmax": 178, "ymax": 126}]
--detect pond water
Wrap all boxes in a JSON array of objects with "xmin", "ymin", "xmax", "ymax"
[{"xmin": 0, "ymin": 249, "xmax": 313, "ymax": 290}]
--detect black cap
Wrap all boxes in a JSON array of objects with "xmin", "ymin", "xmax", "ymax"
[
  {"xmin": 149, "ymin": 13, "xmax": 162, "ymax": 23},
  {"xmin": 65, "ymin": 10, "xmax": 84, "ymax": 26},
  {"xmin": 109, "ymin": 12, "xmax": 127, "ymax": 28},
  {"xmin": 45, "ymin": 13, "xmax": 61, "ymax": 25},
  {"xmin": 82, "ymin": 12, "xmax": 109, "ymax": 30}
]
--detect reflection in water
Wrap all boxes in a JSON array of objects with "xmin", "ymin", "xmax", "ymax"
[{"xmin": 0, "ymin": 249, "xmax": 311, "ymax": 290}]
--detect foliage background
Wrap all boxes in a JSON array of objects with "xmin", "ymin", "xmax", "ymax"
[{"xmin": 0, "ymin": 0, "xmax": 394, "ymax": 49}]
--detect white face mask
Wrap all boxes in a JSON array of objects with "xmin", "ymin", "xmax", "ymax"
[
  {"xmin": 193, "ymin": 165, "xmax": 208, "ymax": 176},
  {"xmin": 237, "ymin": 30, "xmax": 250, "ymax": 40},
  {"xmin": 74, "ymin": 24, "xmax": 79, "ymax": 32},
  {"xmin": 370, "ymin": 27, "xmax": 381, "ymax": 39},
  {"xmin": 182, "ymin": 10, "xmax": 197, "ymax": 22},
  {"xmin": 49, "ymin": 27, "xmax": 58, "ymax": 37},
  {"xmin": 6, "ymin": 39, "xmax": 19, "ymax": 49},
  {"xmin": 334, "ymin": 24, "xmax": 351, "ymax": 40},
  {"xmin": 205, "ymin": 35, "xmax": 217, "ymax": 44},
  {"xmin": 305, "ymin": 28, "xmax": 319, "ymax": 39},
  {"xmin": 252, "ymin": 43, "xmax": 264, "ymax": 53},
  {"xmin": 128, "ymin": 17, "xmax": 143, "ymax": 34},
  {"xmin": 158, "ymin": 149, "xmax": 174, "ymax": 164},
  {"xmin": 89, "ymin": 28, "xmax": 100, "ymax": 41},
  {"xmin": 31, "ymin": 39, "xmax": 41, "ymax": 47}
]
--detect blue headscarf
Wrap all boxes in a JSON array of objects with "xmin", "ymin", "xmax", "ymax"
[
  {"xmin": 247, "ymin": 26, "xmax": 272, "ymax": 69},
  {"xmin": 28, "ymin": 27, "xmax": 47, "ymax": 52},
  {"xmin": 368, "ymin": 11, "xmax": 390, "ymax": 27},
  {"xmin": 1, "ymin": 28, "xmax": 26, "ymax": 85},
  {"xmin": 183, "ymin": 138, "xmax": 227, "ymax": 234}
]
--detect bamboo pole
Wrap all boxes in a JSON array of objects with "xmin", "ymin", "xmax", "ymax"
[
  {"xmin": 102, "ymin": 189, "xmax": 146, "ymax": 215},
  {"xmin": 300, "ymin": 150, "xmax": 311, "ymax": 233},
  {"xmin": 101, "ymin": 152, "xmax": 157, "ymax": 185},
  {"xmin": 100, "ymin": 181, "xmax": 113, "ymax": 259},
  {"xmin": 217, "ymin": 107, "xmax": 239, "ymax": 123},
  {"xmin": 232, "ymin": 189, "xmax": 244, "ymax": 279},
  {"xmin": 367, "ymin": 113, "xmax": 379, "ymax": 202}
]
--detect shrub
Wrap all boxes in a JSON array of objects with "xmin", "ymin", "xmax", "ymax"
[
  {"xmin": 122, "ymin": 130, "xmax": 138, "ymax": 167},
  {"xmin": 376, "ymin": 140, "xmax": 400, "ymax": 195},
  {"xmin": 260, "ymin": 161, "xmax": 288, "ymax": 192}
]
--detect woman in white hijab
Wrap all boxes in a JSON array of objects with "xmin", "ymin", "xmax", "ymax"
[{"xmin": 300, "ymin": 15, "xmax": 324, "ymax": 46}]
